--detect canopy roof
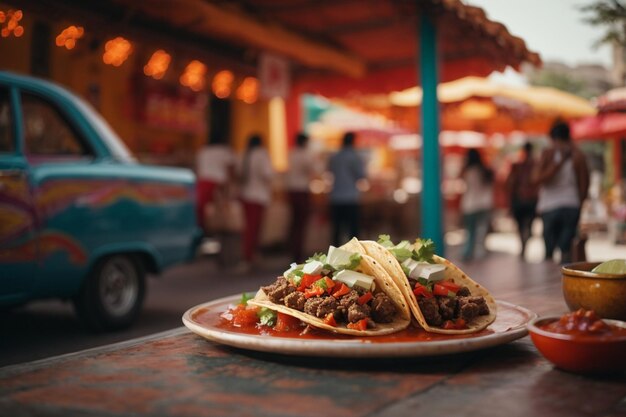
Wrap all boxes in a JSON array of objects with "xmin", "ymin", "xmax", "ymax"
[
  {"xmin": 389, "ymin": 76, "xmax": 596, "ymax": 118},
  {"xmin": 25, "ymin": 0, "xmax": 540, "ymax": 95}
]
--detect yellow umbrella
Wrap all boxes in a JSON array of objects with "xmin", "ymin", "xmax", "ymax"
[{"xmin": 389, "ymin": 76, "xmax": 596, "ymax": 119}]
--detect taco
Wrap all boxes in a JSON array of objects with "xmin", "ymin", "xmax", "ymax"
[
  {"xmin": 248, "ymin": 238, "xmax": 411, "ymax": 336},
  {"xmin": 357, "ymin": 235, "xmax": 497, "ymax": 334}
]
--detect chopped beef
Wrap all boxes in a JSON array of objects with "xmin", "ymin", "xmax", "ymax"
[
  {"xmin": 316, "ymin": 297, "xmax": 338, "ymax": 318},
  {"xmin": 370, "ymin": 293, "xmax": 396, "ymax": 323},
  {"xmin": 408, "ymin": 278, "xmax": 418, "ymax": 289},
  {"xmin": 437, "ymin": 297, "xmax": 457, "ymax": 321},
  {"xmin": 458, "ymin": 296, "xmax": 490, "ymax": 316},
  {"xmin": 283, "ymin": 291, "xmax": 306, "ymax": 311},
  {"xmin": 336, "ymin": 290, "xmax": 360, "ymax": 321},
  {"xmin": 458, "ymin": 300, "xmax": 480, "ymax": 321},
  {"xmin": 347, "ymin": 303, "xmax": 371, "ymax": 323},
  {"xmin": 262, "ymin": 277, "xmax": 295, "ymax": 304},
  {"xmin": 457, "ymin": 286, "xmax": 471, "ymax": 297},
  {"xmin": 417, "ymin": 297, "xmax": 443, "ymax": 326},
  {"xmin": 304, "ymin": 296, "xmax": 337, "ymax": 318}
]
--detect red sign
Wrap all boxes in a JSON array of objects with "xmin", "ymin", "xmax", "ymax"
[{"xmin": 259, "ymin": 52, "xmax": 290, "ymax": 99}]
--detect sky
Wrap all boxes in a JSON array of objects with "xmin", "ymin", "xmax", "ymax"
[{"xmin": 466, "ymin": 0, "xmax": 613, "ymax": 67}]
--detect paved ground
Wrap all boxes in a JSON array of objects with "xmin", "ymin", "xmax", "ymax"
[{"xmin": 1, "ymin": 229, "xmax": 623, "ymax": 367}]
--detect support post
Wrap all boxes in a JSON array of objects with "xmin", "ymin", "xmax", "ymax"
[{"xmin": 419, "ymin": 13, "xmax": 444, "ymax": 255}]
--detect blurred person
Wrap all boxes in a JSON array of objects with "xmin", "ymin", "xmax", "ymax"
[
  {"xmin": 460, "ymin": 148, "xmax": 494, "ymax": 261},
  {"xmin": 328, "ymin": 131, "xmax": 365, "ymax": 246},
  {"xmin": 238, "ymin": 134, "xmax": 275, "ymax": 267},
  {"xmin": 286, "ymin": 132, "xmax": 317, "ymax": 262},
  {"xmin": 505, "ymin": 142, "xmax": 539, "ymax": 259},
  {"xmin": 534, "ymin": 121, "xmax": 589, "ymax": 264},
  {"xmin": 195, "ymin": 136, "xmax": 235, "ymax": 235}
]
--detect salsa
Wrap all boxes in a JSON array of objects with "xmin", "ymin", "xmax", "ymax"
[
  {"xmin": 206, "ymin": 303, "xmax": 488, "ymax": 343},
  {"xmin": 541, "ymin": 309, "xmax": 626, "ymax": 338}
]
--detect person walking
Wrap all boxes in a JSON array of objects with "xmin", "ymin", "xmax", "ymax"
[
  {"xmin": 460, "ymin": 148, "xmax": 494, "ymax": 261},
  {"xmin": 286, "ymin": 132, "xmax": 316, "ymax": 262},
  {"xmin": 534, "ymin": 121, "xmax": 590, "ymax": 264},
  {"xmin": 238, "ymin": 134, "xmax": 275, "ymax": 268},
  {"xmin": 505, "ymin": 142, "xmax": 539, "ymax": 259},
  {"xmin": 328, "ymin": 131, "xmax": 365, "ymax": 246},
  {"xmin": 195, "ymin": 137, "xmax": 235, "ymax": 235}
]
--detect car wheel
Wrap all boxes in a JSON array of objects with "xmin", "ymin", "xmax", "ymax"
[{"xmin": 73, "ymin": 254, "xmax": 145, "ymax": 331}]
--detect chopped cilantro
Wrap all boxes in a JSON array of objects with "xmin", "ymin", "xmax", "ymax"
[
  {"xmin": 290, "ymin": 269, "xmax": 304, "ymax": 286},
  {"xmin": 401, "ymin": 264, "xmax": 411, "ymax": 276},
  {"xmin": 390, "ymin": 247, "xmax": 413, "ymax": 263},
  {"xmin": 258, "ymin": 307, "xmax": 276, "ymax": 327},
  {"xmin": 240, "ymin": 292, "xmax": 252, "ymax": 306},
  {"xmin": 412, "ymin": 239, "xmax": 436, "ymax": 263}
]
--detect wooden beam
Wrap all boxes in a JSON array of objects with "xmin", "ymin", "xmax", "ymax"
[{"xmin": 129, "ymin": 0, "xmax": 367, "ymax": 78}]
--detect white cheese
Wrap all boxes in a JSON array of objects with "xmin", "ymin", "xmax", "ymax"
[
  {"xmin": 333, "ymin": 269, "xmax": 375, "ymax": 291},
  {"xmin": 402, "ymin": 260, "xmax": 446, "ymax": 281},
  {"xmin": 302, "ymin": 260, "xmax": 324, "ymax": 275},
  {"xmin": 327, "ymin": 246, "xmax": 354, "ymax": 269}
]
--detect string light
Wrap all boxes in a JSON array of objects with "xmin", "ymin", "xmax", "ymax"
[
  {"xmin": 236, "ymin": 77, "xmax": 259, "ymax": 104},
  {"xmin": 55, "ymin": 25, "xmax": 84, "ymax": 50},
  {"xmin": 144, "ymin": 49, "xmax": 171, "ymax": 79},
  {"xmin": 103, "ymin": 37, "xmax": 132, "ymax": 67},
  {"xmin": 212, "ymin": 70, "xmax": 234, "ymax": 98},
  {"xmin": 180, "ymin": 60, "xmax": 207, "ymax": 92},
  {"xmin": 0, "ymin": 9, "xmax": 24, "ymax": 38}
]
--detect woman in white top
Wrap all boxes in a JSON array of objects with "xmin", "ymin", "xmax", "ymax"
[
  {"xmin": 195, "ymin": 138, "xmax": 235, "ymax": 234},
  {"xmin": 534, "ymin": 121, "xmax": 589, "ymax": 263},
  {"xmin": 460, "ymin": 148, "xmax": 494, "ymax": 261},
  {"xmin": 238, "ymin": 134, "xmax": 275, "ymax": 263}
]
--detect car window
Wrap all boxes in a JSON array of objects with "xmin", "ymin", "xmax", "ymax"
[
  {"xmin": 0, "ymin": 88, "xmax": 14, "ymax": 154},
  {"xmin": 21, "ymin": 93, "xmax": 93, "ymax": 157}
]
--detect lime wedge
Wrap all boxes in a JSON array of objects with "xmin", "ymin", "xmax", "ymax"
[{"xmin": 591, "ymin": 259, "xmax": 626, "ymax": 275}]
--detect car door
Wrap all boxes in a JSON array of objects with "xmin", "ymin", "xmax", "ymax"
[
  {"xmin": 19, "ymin": 90, "xmax": 97, "ymax": 297},
  {"xmin": 0, "ymin": 85, "xmax": 39, "ymax": 302}
]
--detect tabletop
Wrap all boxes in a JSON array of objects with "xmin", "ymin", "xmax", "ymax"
[{"xmin": 1, "ymin": 260, "xmax": 625, "ymax": 417}]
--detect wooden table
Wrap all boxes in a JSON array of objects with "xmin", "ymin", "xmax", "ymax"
[{"xmin": 1, "ymin": 260, "xmax": 625, "ymax": 417}]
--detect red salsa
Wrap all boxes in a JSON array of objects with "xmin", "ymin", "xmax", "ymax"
[{"xmin": 541, "ymin": 309, "xmax": 626, "ymax": 338}]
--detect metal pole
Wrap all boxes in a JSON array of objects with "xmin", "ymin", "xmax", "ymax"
[{"xmin": 419, "ymin": 12, "xmax": 444, "ymax": 255}]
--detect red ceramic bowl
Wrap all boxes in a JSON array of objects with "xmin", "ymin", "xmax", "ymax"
[{"xmin": 528, "ymin": 316, "xmax": 626, "ymax": 374}]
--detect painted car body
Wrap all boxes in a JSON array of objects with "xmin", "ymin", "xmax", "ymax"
[{"xmin": 0, "ymin": 71, "xmax": 201, "ymax": 306}]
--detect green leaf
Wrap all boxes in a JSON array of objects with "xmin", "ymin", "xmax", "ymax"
[
  {"xmin": 390, "ymin": 247, "xmax": 413, "ymax": 263},
  {"xmin": 336, "ymin": 253, "xmax": 362, "ymax": 271},
  {"xmin": 258, "ymin": 307, "xmax": 276, "ymax": 327},
  {"xmin": 401, "ymin": 264, "xmax": 410, "ymax": 276},
  {"xmin": 290, "ymin": 269, "xmax": 304, "ymax": 286},
  {"xmin": 314, "ymin": 277, "xmax": 328, "ymax": 289},
  {"xmin": 307, "ymin": 252, "xmax": 327, "ymax": 263},
  {"xmin": 412, "ymin": 239, "xmax": 436, "ymax": 263},
  {"xmin": 240, "ymin": 293, "xmax": 252, "ymax": 306},
  {"xmin": 377, "ymin": 234, "xmax": 394, "ymax": 248}
]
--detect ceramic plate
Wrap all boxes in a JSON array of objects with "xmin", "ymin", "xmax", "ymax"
[{"xmin": 182, "ymin": 294, "xmax": 536, "ymax": 358}]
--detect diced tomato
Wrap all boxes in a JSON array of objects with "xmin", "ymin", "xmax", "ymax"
[
  {"xmin": 442, "ymin": 318, "xmax": 467, "ymax": 330},
  {"xmin": 347, "ymin": 318, "xmax": 368, "ymax": 331},
  {"xmin": 358, "ymin": 291, "xmax": 373, "ymax": 305},
  {"xmin": 298, "ymin": 274, "xmax": 321, "ymax": 291},
  {"xmin": 232, "ymin": 305, "xmax": 260, "ymax": 327},
  {"xmin": 433, "ymin": 284, "xmax": 455, "ymax": 297},
  {"xmin": 304, "ymin": 286, "xmax": 325, "ymax": 299},
  {"xmin": 331, "ymin": 283, "xmax": 350, "ymax": 298},
  {"xmin": 274, "ymin": 312, "xmax": 301, "ymax": 332},
  {"xmin": 323, "ymin": 277, "xmax": 335, "ymax": 293},
  {"xmin": 438, "ymin": 280, "xmax": 461, "ymax": 293},
  {"xmin": 323, "ymin": 313, "xmax": 337, "ymax": 327},
  {"xmin": 413, "ymin": 283, "xmax": 433, "ymax": 298}
]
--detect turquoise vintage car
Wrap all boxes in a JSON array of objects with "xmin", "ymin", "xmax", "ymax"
[{"xmin": 0, "ymin": 71, "xmax": 201, "ymax": 330}]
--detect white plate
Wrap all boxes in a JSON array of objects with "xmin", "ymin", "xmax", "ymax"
[{"xmin": 182, "ymin": 295, "xmax": 536, "ymax": 358}]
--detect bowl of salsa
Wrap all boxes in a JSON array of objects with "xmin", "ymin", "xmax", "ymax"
[
  {"xmin": 561, "ymin": 261, "xmax": 626, "ymax": 321},
  {"xmin": 528, "ymin": 309, "xmax": 626, "ymax": 374}
]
